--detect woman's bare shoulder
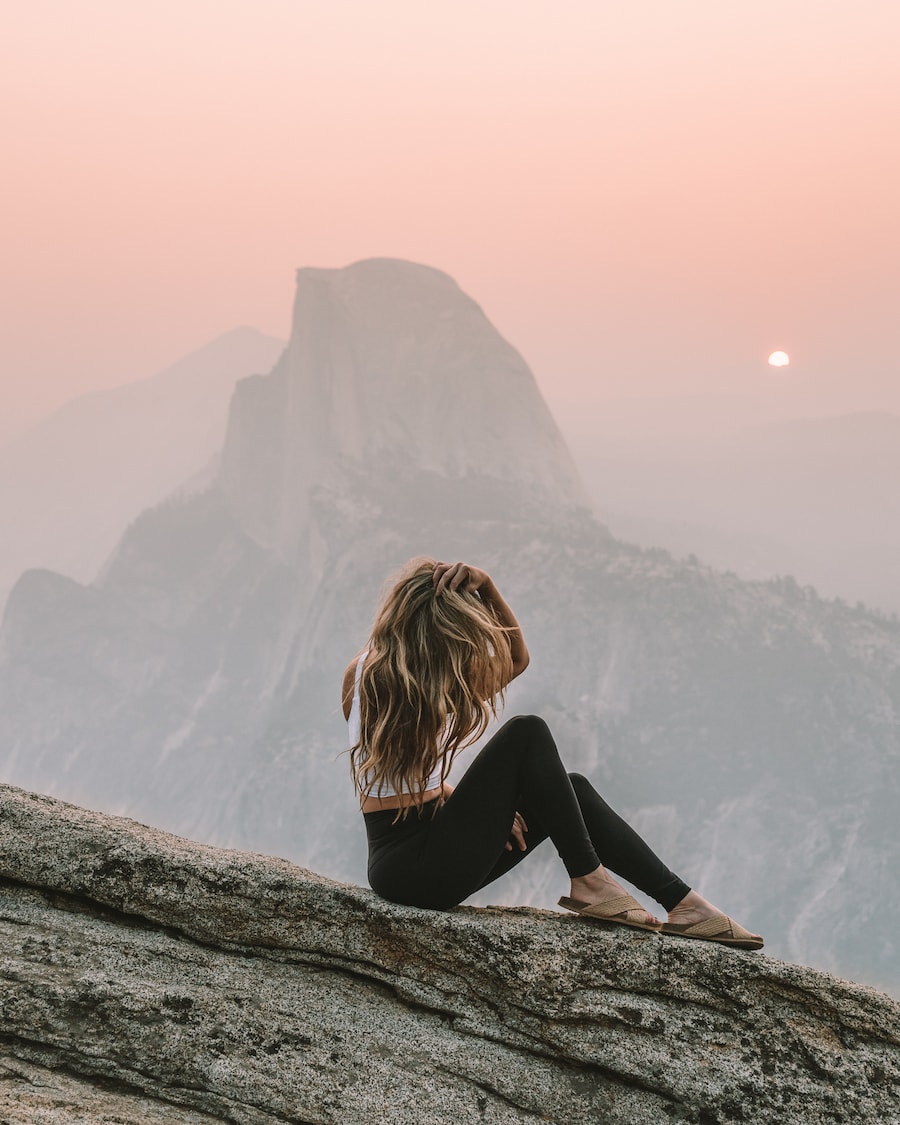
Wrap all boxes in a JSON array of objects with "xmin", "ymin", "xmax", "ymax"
[{"xmin": 341, "ymin": 649, "xmax": 367, "ymax": 721}]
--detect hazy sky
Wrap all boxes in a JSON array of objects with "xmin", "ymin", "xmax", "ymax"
[{"xmin": 3, "ymin": 0, "xmax": 899, "ymax": 435}]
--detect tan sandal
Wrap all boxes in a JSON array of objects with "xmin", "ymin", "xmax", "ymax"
[
  {"xmin": 661, "ymin": 913, "xmax": 764, "ymax": 950},
  {"xmin": 558, "ymin": 893, "xmax": 663, "ymax": 932}
]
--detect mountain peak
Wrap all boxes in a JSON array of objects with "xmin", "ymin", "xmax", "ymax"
[
  {"xmin": 219, "ymin": 259, "xmax": 587, "ymax": 560},
  {"xmin": 297, "ymin": 255, "xmax": 461, "ymax": 288}
]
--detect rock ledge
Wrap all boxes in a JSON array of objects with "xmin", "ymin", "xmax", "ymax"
[{"xmin": 1, "ymin": 784, "xmax": 898, "ymax": 1124}]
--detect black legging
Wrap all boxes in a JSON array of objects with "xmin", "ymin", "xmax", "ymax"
[{"xmin": 364, "ymin": 714, "xmax": 691, "ymax": 911}]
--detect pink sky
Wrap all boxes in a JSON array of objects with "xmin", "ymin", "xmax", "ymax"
[{"xmin": 3, "ymin": 0, "xmax": 899, "ymax": 435}]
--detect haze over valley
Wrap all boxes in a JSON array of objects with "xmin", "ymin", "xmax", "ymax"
[
  {"xmin": 2, "ymin": 260, "xmax": 897, "ymax": 1000},
  {"xmin": 554, "ymin": 398, "xmax": 900, "ymax": 616},
  {"xmin": 0, "ymin": 328, "xmax": 283, "ymax": 616}
]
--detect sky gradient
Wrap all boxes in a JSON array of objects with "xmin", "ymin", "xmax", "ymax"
[{"xmin": 3, "ymin": 0, "xmax": 899, "ymax": 435}]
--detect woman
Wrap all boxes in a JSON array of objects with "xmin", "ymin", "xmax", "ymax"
[{"xmin": 343, "ymin": 557, "xmax": 763, "ymax": 949}]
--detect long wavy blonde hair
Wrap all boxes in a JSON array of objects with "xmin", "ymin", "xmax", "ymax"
[{"xmin": 350, "ymin": 557, "xmax": 513, "ymax": 816}]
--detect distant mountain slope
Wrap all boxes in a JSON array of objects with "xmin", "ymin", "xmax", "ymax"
[
  {"xmin": 0, "ymin": 260, "xmax": 897, "ymax": 999},
  {"xmin": 562, "ymin": 407, "xmax": 900, "ymax": 613},
  {"xmin": 0, "ymin": 327, "xmax": 284, "ymax": 616}
]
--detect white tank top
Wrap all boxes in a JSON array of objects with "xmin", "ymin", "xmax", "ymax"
[{"xmin": 349, "ymin": 650, "xmax": 444, "ymax": 798}]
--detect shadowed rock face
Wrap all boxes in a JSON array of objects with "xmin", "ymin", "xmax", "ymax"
[
  {"xmin": 0, "ymin": 1057, "xmax": 224, "ymax": 1125},
  {"xmin": 1, "ymin": 785, "xmax": 898, "ymax": 1125}
]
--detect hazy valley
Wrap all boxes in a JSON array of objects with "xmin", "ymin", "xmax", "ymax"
[
  {"xmin": 555, "ymin": 397, "xmax": 900, "ymax": 617},
  {"xmin": 0, "ymin": 327, "xmax": 283, "ymax": 617},
  {"xmin": 1, "ymin": 259, "xmax": 897, "ymax": 1000}
]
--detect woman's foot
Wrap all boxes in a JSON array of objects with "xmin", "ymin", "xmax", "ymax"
[
  {"xmin": 569, "ymin": 867, "xmax": 660, "ymax": 927},
  {"xmin": 666, "ymin": 889, "xmax": 763, "ymax": 945},
  {"xmin": 666, "ymin": 889, "xmax": 722, "ymax": 927}
]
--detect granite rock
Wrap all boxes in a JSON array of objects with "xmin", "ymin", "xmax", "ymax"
[{"xmin": 1, "ymin": 783, "xmax": 898, "ymax": 1124}]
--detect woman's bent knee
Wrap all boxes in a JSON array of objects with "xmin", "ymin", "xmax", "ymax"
[
  {"xmin": 568, "ymin": 771, "xmax": 611, "ymax": 810},
  {"xmin": 502, "ymin": 714, "xmax": 552, "ymax": 740},
  {"xmin": 568, "ymin": 771, "xmax": 596, "ymax": 798}
]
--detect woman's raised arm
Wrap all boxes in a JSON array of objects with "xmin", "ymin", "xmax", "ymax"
[{"xmin": 433, "ymin": 561, "xmax": 530, "ymax": 684}]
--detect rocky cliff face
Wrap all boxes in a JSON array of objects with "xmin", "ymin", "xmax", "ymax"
[
  {"xmin": 1, "ymin": 783, "xmax": 898, "ymax": 1125},
  {"xmin": 218, "ymin": 259, "xmax": 587, "ymax": 565},
  {"xmin": 1, "ymin": 259, "xmax": 899, "ymax": 999}
]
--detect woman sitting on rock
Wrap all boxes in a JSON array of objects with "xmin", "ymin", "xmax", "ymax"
[{"xmin": 343, "ymin": 557, "xmax": 763, "ymax": 949}]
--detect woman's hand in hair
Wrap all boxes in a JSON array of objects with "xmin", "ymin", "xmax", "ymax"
[
  {"xmin": 434, "ymin": 561, "xmax": 530, "ymax": 682},
  {"xmin": 433, "ymin": 561, "xmax": 490, "ymax": 598}
]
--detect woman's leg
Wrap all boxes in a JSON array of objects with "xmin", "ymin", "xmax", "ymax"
[
  {"xmin": 472, "ymin": 773, "xmax": 690, "ymax": 912},
  {"xmin": 413, "ymin": 714, "xmax": 603, "ymax": 907},
  {"xmin": 566, "ymin": 773, "xmax": 690, "ymax": 911},
  {"xmin": 366, "ymin": 716, "xmax": 761, "ymax": 939}
]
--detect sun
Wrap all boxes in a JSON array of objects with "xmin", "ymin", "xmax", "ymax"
[{"xmin": 767, "ymin": 351, "xmax": 790, "ymax": 368}]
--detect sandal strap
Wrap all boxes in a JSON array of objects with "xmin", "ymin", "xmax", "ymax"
[
  {"xmin": 679, "ymin": 914, "xmax": 754, "ymax": 940},
  {"xmin": 579, "ymin": 893, "xmax": 645, "ymax": 921}
]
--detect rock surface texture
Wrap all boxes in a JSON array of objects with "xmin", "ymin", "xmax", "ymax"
[{"xmin": 1, "ymin": 785, "xmax": 897, "ymax": 1124}]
